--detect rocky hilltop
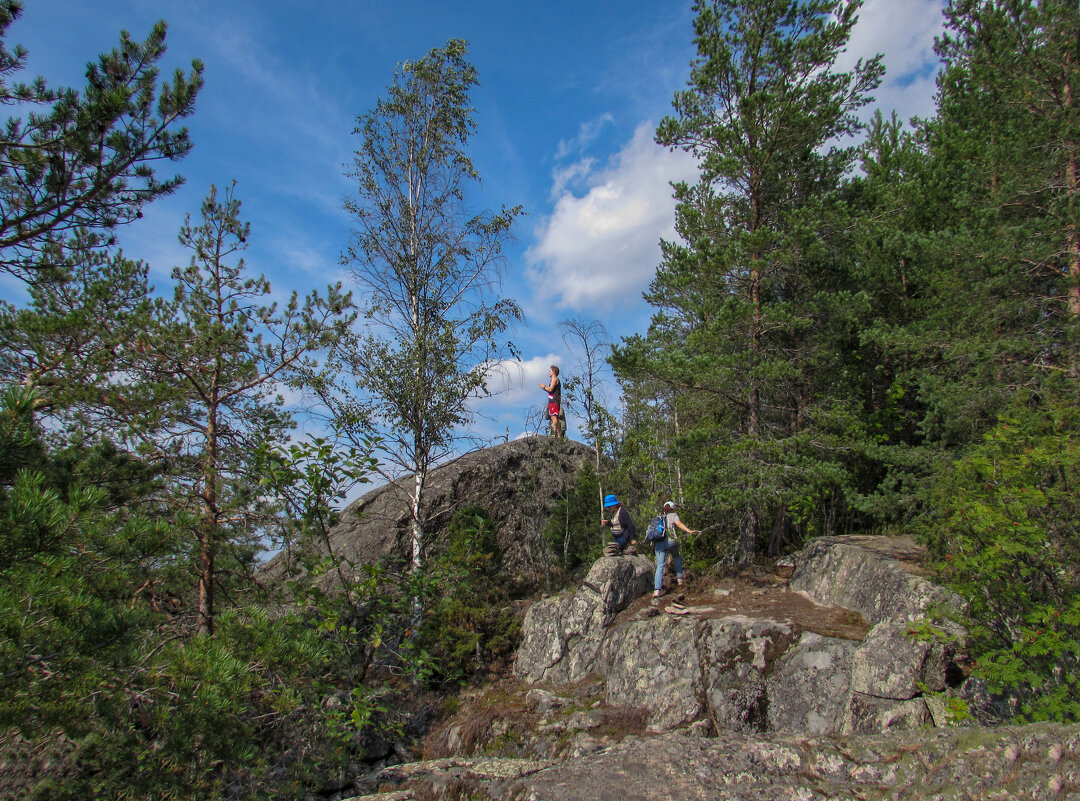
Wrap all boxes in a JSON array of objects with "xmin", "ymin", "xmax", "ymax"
[
  {"xmin": 266, "ymin": 436, "xmax": 595, "ymax": 591},
  {"xmin": 345, "ymin": 535, "xmax": 1079, "ymax": 800}
]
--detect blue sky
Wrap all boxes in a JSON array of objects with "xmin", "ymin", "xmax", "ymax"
[{"xmin": 8, "ymin": 0, "xmax": 946, "ymax": 445}]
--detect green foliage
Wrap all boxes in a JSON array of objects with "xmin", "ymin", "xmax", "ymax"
[
  {"xmin": 0, "ymin": 388, "xmax": 180, "ymax": 798},
  {"xmin": 258, "ymin": 427, "xmax": 436, "ymax": 697},
  {"xmin": 543, "ymin": 464, "xmax": 603, "ymax": 575},
  {"xmin": 0, "ymin": 2, "xmax": 204, "ymax": 282},
  {"xmin": 423, "ymin": 506, "xmax": 520, "ymax": 687},
  {"xmin": 0, "ymin": 390, "xmax": 432, "ymax": 800},
  {"xmin": 920, "ymin": 395, "xmax": 1080, "ymax": 722},
  {"xmin": 257, "ymin": 428, "xmax": 379, "ymax": 559},
  {"xmin": 120, "ymin": 183, "xmax": 355, "ymax": 633},
  {"xmin": 0, "ymin": 233, "xmax": 157, "ymax": 428},
  {"xmin": 615, "ymin": 0, "xmax": 883, "ymax": 565},
  {"xmin": 336, "ymin": 39, "xmax": 523, "ymax": 569}
]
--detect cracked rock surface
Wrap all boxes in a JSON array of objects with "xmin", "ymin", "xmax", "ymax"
[{"xmin": 362, "ymin": 722, "xmax": 1080, "ymax": 800}]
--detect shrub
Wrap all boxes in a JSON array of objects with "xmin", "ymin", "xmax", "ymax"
[{"xmin": 919, "ymin": 394, "xmax": 1080, "ymax": 722}]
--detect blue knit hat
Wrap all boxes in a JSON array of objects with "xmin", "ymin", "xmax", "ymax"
[{"xmin": 603, "ymin": 494, "xmax": 619, "ymax": 507}]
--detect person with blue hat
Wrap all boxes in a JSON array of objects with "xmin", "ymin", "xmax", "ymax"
[{"xmin": 600, "ymin": 493, "xmax": 636, "ymax": 556}]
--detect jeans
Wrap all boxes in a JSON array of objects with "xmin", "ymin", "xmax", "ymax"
[{"xmin": 653, "ymin": 538, "xmax": 682, "ymax": 591}]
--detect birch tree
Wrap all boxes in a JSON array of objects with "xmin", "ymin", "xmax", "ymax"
[{"xmin": 339, "ymin": 40, "xmax": 522, "ymax": 571}]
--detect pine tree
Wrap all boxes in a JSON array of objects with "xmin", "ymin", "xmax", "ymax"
[
  {"xmin": 615, "ymin": 0, "xmax": 882, "ymax": 564},
  {"xmin": 0, "ymin": 233, "xmax": 155, "ymax": 429},
  {"xmin": 0, "ymin": 2, "xmax": 203, "ymax": 282},
  {"xmin": 124, "ymin": 184, "xmax": 354, "ymax": 634}
]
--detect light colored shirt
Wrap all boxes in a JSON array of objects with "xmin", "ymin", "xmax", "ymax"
[{"xmin": 664, "ymin": 511, "xmax": 681, "ymax": 542}]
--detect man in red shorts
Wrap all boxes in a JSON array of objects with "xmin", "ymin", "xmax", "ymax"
[{"xmin": 539, "ymin": 364, "xmax": 562, "ymax": 437}]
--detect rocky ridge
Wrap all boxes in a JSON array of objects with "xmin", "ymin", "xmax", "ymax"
[
  {"xmin": 344, "ymin": 535, "xmax": 1080, "ymax": 799},
  {"xmin": 264, "ymin": 436, "xmax": 594, "ymax": 592},
  {"xmin": 514, "ymin": 534, "xmax": 963, "ymax": 736}
]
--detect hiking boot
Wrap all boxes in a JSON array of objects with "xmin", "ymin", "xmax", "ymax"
[{"xmin": 624, "ymin": 544, "xmax": 638, "ymax": 556}]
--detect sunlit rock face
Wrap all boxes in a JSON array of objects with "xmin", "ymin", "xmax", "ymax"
[{"xmin": 514, "ymin": 535, "xmax": 965, "ymax": 738}]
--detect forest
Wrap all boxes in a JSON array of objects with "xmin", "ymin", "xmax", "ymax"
[{"xmin": 1, "ymin": 0, "xmax": 1078, "ymax": 798}]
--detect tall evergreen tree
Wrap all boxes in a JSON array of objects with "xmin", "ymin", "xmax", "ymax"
[
  {"xmin": 0, "ymin": 233, "xmax": 154, "ymax": 428},
  {"xmin": 873, "ymin": 0, "xmax": 1080, "ymax": 721},
  {"xmin": 337, "ymin": 39, "xmax": 522, "ymax": 571},
  {"xmin": 847, "ymin": 0, "xmax": 1080, "ymax": 520},
  {"xmin": 615, "ymin": 0, "xmax": 882, "ymax": 564}
]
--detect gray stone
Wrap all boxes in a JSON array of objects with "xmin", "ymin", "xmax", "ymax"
[
  {"xmin": 603, "ymin": 614, "xmax": 704, "ymax": 732},
  {"xmin": 516, "ymin": 535, "xmax": 970, "ymax": 742},
  {"xmin": 525, "ymin": 688, "xmax": 568, "ymax": 715},
  {"xmin": 263, "ymin": 437, "xmax": 597, "ymax": 594},
  {"xmin": 699, "ymin": 616, "xmax": 796, "ymax": 734},
  {"xmin": 567, "ymin": 733, "xmax": 605, "ymax": 759},
  {"xmin": 849, "ymin": 620, "xmax": 953, "ymax": 700},
  {"xmin": 564, "ymin": 710, "xmax": 603, "ymax": 731},
  {"xmin": 371, "ymin": 723, "xmax": 1080, "ymax": 801},
  {"xmin": 707, "ymin": 662, "xmax": 768, "ymax": 734},
  {"xmin": 842, "ymin": 693, "xmax": 933, "ymax": 734},
  {"xmin": 514, "ymin": 554, "xmax": 652, "ymax": 684},
  {"xmin": 766, "ymin": 631, "xmax": 857, "ymax": 733},
  {"xmin": 789, "ymin": 535, "xmax": 963, "ymax": 625}
]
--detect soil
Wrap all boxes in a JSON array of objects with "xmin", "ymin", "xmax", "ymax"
[{"xmin": 618, "ymin": 562, "xmax": 871, "ymax": 641}]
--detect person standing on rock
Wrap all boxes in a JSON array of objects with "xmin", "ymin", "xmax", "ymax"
[
  {"xmin": 652, "ymin": 500, "xmax": 698, "ymax": 600},
  {"xmin": 539, "ymin": 364, "xmax": 562, "ymax": 438},
  {"xmin": 601, "ymin": 494, "xmax": 636, "ymax": 556}
]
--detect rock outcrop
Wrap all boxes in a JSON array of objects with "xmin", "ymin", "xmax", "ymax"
[
  {"xmin": 515, "ymin": 554, "xmax": 654, "ymax": 685},
  {"xmin": 367, "ymin": 722, "xmax": 1080, "ymax": 800},
  {"xmin": 789, "ymin": 534, "xmax": 964, "ymax": 625},
  {"xmin": 265, "ymin": 437, "xmax": 595, "ymax": 592},
  {"xmin": 347, "ymin": 535, "xmax": 1080, "ymax": 799},
  {"xmin": 514, "ymin": 535, "xmax": 964, "ymax": 737}
]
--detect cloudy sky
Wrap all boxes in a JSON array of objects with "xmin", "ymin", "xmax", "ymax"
[{"xmin": 8, "ymin": 0, "xmax": 947, "ymax": 444}]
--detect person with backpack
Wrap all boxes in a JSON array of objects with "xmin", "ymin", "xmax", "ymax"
[
  {"xmin": 647, "ymin": 500, "xmax": 699, "ymax": 599},
  {"xmin": 601, "ymin": 493, "xmax": 636, "ymax": 556}
]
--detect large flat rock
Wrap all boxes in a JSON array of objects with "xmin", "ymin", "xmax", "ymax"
[{"xmin": 370, "ymin": 721, "xmax": 1080, "ymax": 800}]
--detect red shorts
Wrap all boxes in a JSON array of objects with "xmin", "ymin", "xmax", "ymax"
[{"xmin": 547, "ymin": 402, "xmax": 560, "ymax": 417}]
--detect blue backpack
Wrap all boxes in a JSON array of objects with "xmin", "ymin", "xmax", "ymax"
[{"xmin": 645, "ymin": 514, "xmax": 666, "ymax": 542}]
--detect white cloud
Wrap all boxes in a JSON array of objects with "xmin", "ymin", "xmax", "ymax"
[
  {"xmin": 527, "ymin": 123, "xmax": 698, "ymax": 311},
  {"xmin": 550, "ymin": 158, "xmax": 595, "ymax": 200},
  {"xmin": 554, "ymin": 114, "xmax": 615, "ymax": 161},
  {"xmin": 840, "ymin": 0, "xmax": 947, "ymax": 123}
]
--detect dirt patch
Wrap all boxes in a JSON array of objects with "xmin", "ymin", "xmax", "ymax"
[{"xmin": 621, "ymin": 564, "xmax": 871, "ymax": 641}]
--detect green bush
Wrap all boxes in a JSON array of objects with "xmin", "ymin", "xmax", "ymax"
[
  {"xmin": 423, "ymin": 506, "xmax": 520, "ymax": 687},
  {"xmin": 543, "ymin": 464, "xmax": 603, "ymax": 574},
  {"xmin": 920, "ymin": 394, "xmax": 1080, "ymax": 722}
]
